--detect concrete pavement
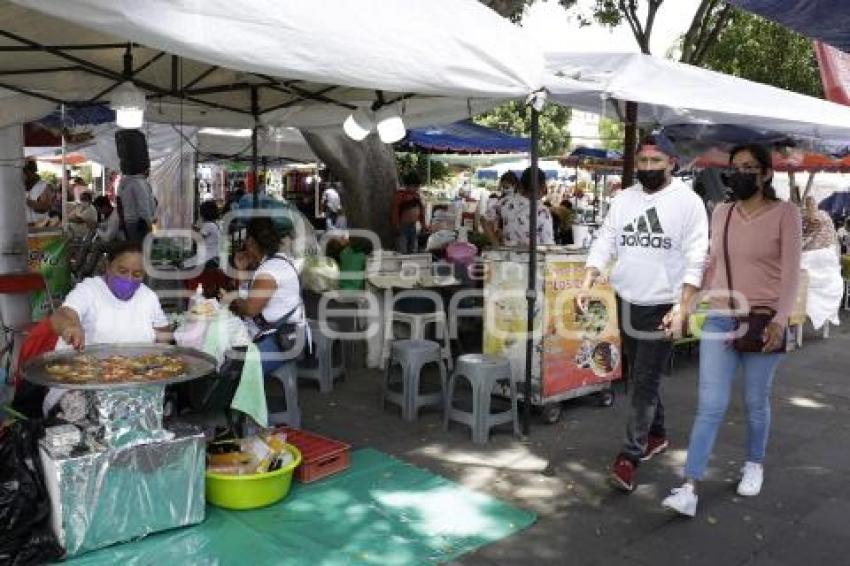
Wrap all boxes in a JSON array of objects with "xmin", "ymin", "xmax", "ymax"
[{"xmin": 295, "ymin": 312, "xmax": 850, "ymax": 565}]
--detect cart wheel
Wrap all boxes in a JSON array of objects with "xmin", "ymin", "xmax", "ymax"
[
  {"xmin": 598, "ymin": 389, "xmax": 615, "ymax": 408},
  {"xmin": 541, "ymin": 403, "xmax": 562, "ymax": 424}
]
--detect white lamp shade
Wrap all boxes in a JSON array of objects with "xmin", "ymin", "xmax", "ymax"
[
  {"xmin": 376, "ymin": 107, "xmax": 406, "ymax": 144},
  {"xmin": 115, "ymin": 108, "xmax": 144, "ymax": 129},
  {"xmin": 110, "ymin": 81, "xmax": 146, "ymax": 129},
  {"xmin": 343, "ymin": 108, "xmax": 373, "ymax": 141}
]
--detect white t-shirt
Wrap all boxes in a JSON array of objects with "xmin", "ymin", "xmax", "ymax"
[
  {"xmin": 322, "ymin": 187, "xmax": 341, "ymax": 213},
  {"xmin": 26, "ymin": 180, "xmax": 50, "ymax": 224},
  {"xmin": 199, "ymin": 221, "xmax": 221, "ymax": 263},
  {"xmin": 254, "ymin": 255, "xmax": 302, "ymax": 326},
  {"xmin": 57, "ymin": 276, "xmax": 168, "ymax": 347}
]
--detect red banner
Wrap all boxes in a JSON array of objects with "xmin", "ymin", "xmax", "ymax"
[{"xmin": 815, "ymin": 40, "xmax": 850, "ymax": 106}]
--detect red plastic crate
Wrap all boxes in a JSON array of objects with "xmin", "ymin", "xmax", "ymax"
[{"xmin": 275, "ymin": 427, "xmax": 351, "ymax": 483}]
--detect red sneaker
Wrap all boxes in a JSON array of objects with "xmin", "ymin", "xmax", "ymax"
[
  {"xmin": 641, "ymin": 435, "xmax": 669, "ymax": 462},
  {"xmin": 610, "ymin": 455, "xmax": 636, "ymax": 492}
]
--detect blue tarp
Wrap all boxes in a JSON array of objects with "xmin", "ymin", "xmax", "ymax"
[
  {"xmin": 731, "ymin": 0, "xmax": 850, "ymax": 53},
  {"xmin": 401, "ymin": 120, "xmax": 530, "ymax": 154},
  {"xmin": 476, "ymin": 168, "xmax": 559, "ymax": 181},
  {"xmin": 661, "ymin": 124, "xmax": 850, "ymax": 158},
  {"xmin": 36, "ymin": 104, "xmax": 115, "ymax": 128},
  {"xmin": 567, "ymin": 147, "xmax": 622, "ymax": 160},
  {"xmin": 819, "ymin": 191, "xmax": 850, "ymax": 221}
]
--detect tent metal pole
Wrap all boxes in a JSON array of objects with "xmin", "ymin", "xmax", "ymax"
[
  {"xmin": 61, "ymin": 102, "xmax": 68, "ymax": 229},
  {"xmin": 251, "ymin": 85, "xmax": 259, "ymax": 207},
  {"xmin": 523, "ymin": 106, "xmax": 540, "ymax": 436}
]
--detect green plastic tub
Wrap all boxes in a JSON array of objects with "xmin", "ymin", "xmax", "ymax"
[{"xmin": 206, "ymin": 445, "xmax": 302, "ymax": 510}]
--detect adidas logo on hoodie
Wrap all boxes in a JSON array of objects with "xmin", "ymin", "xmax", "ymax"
[{"xmin": 619, "ymin": 207, "xmax": 672, "ymax": 249}]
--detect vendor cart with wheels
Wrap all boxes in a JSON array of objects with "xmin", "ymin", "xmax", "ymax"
[{"xmin": 483, "ymin": 248, "xmax": 622, "ymax": 424}]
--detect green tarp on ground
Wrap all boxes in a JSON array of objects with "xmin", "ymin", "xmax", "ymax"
[{"xmin": 62, "ymin": 448, "xmax": 537, "ymax": 565}]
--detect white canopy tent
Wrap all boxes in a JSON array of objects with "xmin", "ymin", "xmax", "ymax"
[
  {"xmin": 544, "ymin": 51, "xmax": 850, "ymax": 143},
  {"xmin": 1, "ymin": 0, "xmax": 541, "ymax": 131}
]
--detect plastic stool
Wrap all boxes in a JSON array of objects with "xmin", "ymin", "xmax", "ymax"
[
  {"xmin": 382, "ymin": 339, "xmax": 447, "ymax": 422},
  {"xmin": 298, "ymin": 319, "xmax": 344, "ymax": 393},
  {"xmin": 382, "ymin": 311, "xmax": 453, "ymax": 371},
  {"xmin": 268, "ymin": 361, "xmax": 301, "ymax": 428},
  {"xmin": 444, "ymin": 354, "xmax": 518, "ymax": 444}
]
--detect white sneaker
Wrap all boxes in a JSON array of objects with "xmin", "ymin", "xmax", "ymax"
[
  {"xmin": 661, "ymin": 484, "xmax": 698, "ymax": 517},
  {"xmin": 737, "ymin": 462, "xmax": 764, "ymax": 496}
]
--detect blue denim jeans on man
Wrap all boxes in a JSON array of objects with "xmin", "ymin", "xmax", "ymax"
[{"xmin": 683, "ymin": 313, "xmax": 784, "ymax": 480}]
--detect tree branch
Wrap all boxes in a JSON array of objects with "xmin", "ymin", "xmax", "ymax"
[
  {"xmin": 681, "ymin": 0, "xmax": 714, "ymax": 63},
  {"xmin": 691, "ymin": 5, "xmax": 733, "ymax": 65},
  {"xmin": 619, "ymin": 0, "xmax": 649, "ymax": 53},
  {"xmin": 643, "ymin": 0, "xmax": 664, "ymax": 52}
]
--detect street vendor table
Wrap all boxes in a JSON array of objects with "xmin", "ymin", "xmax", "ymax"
[
  {"xmin": 483, "ymin": 247, "xmax": 622, "ymax": 423},
  {"xmin": 173, "ymin": 308, "xmax": 268, "ymax": 426},
  {"xmin": 364, "ymin": 253, "xmax": 462, "ymax": 369}
]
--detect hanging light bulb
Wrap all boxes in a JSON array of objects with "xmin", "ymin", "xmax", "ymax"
[
  {"xmin": 376, "ymin": 106, "xmax": 406, "ymax": 144},
  {"xmin": 343, "ymin": 108, "xmax": 374, "ymax": 141},
  {"xmin": 110, "ymin": 81, "xmax": 146, "ymax": 129}
]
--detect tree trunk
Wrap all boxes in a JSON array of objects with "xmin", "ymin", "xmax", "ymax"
[{"xmin": 301, "ymin": 130, "xmax": 398, "ymax": 247}]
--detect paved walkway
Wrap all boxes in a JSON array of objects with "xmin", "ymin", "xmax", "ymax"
[{"xmin": 297, "ymin": 313, "xmax": 850, "ymax": 565}]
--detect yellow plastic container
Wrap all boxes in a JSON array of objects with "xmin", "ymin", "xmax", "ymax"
[{"xmin": 206, "ymin": 445, "xmax": 302, "ymax": 510}]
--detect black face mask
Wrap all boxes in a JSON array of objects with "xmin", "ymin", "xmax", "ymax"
[
  {"xmin": 726, "ymin": 172, "xmax": 760, "ymax": 201},
  {"xmin": 636, "ymin": 169, "xmax": 668, "ymax": 193}
]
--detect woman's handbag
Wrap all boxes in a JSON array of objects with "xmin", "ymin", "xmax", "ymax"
[{"xmin": 722, "ymin": 204, "xmax": 785, "ymax": 353}]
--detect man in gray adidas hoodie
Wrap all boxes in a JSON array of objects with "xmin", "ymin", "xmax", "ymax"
[{"xmin": 583, "ymin": 135, "xmax": 708, "ymax": 492}]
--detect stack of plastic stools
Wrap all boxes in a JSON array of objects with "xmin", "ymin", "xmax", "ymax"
[
  {"xmin": 298, "ymin": 319, "xmax": 344, "ymax": 393},
  {"xmin": 444, "ymin": 354, "xmax": 518, "ymax": 444},
  {"xmin": 382, "ymin": 339, "xmax": 447, "ymax": 422},
  {"xmin": 268, "ymin": 361, "xmax": 301, "ymax": 428}
]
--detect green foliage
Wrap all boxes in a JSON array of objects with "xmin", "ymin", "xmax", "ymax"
[
  {"xmin": 699, "ymin": 9, "xmax": 824, "ymax": 98},
  {"xmin": 478, "ymin": 0, "xmax": 534, "ymax": 21},
  {"xmin": 474, "ymin": 100, "xmax": 571, "ymax": 157},
  {"xmin": 599, "ymin": 118, "xmax": 625, "ymax": 151},
  {"xmin": 395, "ymin": 152, "xmax": 451, "ymax": 184},
  {"xmin": 39, "ymin": 171, "xmax": 58, "ymax": 186}
]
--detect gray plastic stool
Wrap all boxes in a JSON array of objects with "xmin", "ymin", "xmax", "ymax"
[
  {"xmin": 382, "ymin": 339, "xmax": 447, "ymax": 422},
  {"xmin": 298, "ymin": 319, "xmax": 344, "ymax": 393},
  {"xmin": 444, "ymin": 354, "xmax": 518, "ymax": 444},
  {"xmin": 268, "ymin": 361, "xmax": 301, "ymax": 428}
]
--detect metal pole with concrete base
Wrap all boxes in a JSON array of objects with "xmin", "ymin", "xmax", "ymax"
[{"xmin": 523, "ymin": 106, "xmax": 541, "ymax": 436}]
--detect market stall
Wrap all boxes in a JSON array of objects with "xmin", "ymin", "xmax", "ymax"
[{"xmin": 0, "ymin": 1, "xmax": 549, "ymax": 561}]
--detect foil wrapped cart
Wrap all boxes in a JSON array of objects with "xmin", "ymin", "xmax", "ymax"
[{"xmin": 24, "ymin": 344, "xmax": 216, "ymax": 558}]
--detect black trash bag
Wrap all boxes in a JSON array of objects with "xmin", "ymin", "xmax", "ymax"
[{"xmin": 0, "ymin": 420, "xmax": 64, "ymax": 565}]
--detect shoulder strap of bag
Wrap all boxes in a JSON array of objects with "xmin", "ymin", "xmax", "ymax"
[{"xmin": 722, "ymin": 203, "xmax": 736, "ymax": 311}]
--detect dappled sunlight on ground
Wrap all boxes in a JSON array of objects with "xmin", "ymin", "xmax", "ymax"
[{"xmin": 787, "ymin": 395, "xmax": 831, "ymax": 409}]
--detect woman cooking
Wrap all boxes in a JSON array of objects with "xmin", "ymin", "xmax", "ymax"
[
  {"xmin": 228, "ymin": 217, "xmax": 304, "ymax": 374},
  {"xmin": 50, "ymin": 241, "xmax": 171, "ymax": 350},
  {"xmin": 44, "ymin": 241, "xmax": 172, "ymax": 415}
]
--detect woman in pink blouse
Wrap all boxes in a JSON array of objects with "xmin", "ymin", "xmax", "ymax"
[{"xmin": 662, "ymin": 144, "xmax": 802, "ymax": 517}]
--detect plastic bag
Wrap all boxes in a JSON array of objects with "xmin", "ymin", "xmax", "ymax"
[
  {"xmin": 0, "ymin": 420, "xmax": 65, "ymax": 565},
  {"xmin": 302, "ymin": 256, "xmax": 340, "ymax": 292}
]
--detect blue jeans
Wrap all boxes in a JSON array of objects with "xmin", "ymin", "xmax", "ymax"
[
  {"xmin": 683, "ymin": 314, "xmax": 784, "ymax": 480},
  {"xmin": 255, "ymin": 333, "xmax": 285, "ymax": 375}
]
